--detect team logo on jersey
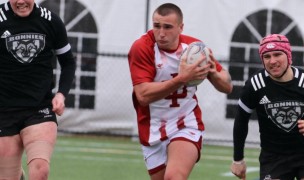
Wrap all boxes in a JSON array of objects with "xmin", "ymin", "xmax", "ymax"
[
  {"xmin": 6, "ymin": 33, "xmax": 45, "ymax": 63},
  {"xmin": 38, "ymin": 107, "xmax": 53, "ymax": 118},
  {"xmin": 156, "ymin": 63, "xmax": 163, "ymax": 69},
  {"xmin": 259, "ymin": 95, "xmax": 270, "ymax": 104},
  {"xmin": 1, "ymin": 30, "xmax": 11, "ymax": 38},
  {"xmin": 39, "ymin": 107, "xmax": 50, "ymax": 115},
  {"xmin": 265, "ymin": 100, "xmax": 304, "ymax": 132}
]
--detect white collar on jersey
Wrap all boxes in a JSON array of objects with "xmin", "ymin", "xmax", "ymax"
[{"xmin": 264, "ymin": 66, "xmax": 298, "ymax": 78}]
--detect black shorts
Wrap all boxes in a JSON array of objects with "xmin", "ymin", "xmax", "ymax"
[
  {"xmin": 0, "ymin": 106, "xmax": 57, "ymax": 137},
  {"xmin": 259, "ymin": 149, "xmax": 304, "ymax": 180}
]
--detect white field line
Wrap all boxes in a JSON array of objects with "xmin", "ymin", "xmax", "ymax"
[
  {"xmin": 53, "ymin": 147, "xmax": 259, "ymax": 178},
  {"xmin": 54, "ymin": 142, "xmax": 260, "ymax": 177},
  {"xmin": 54, "ymin": 144, "xmax": 259, "ymax": 164}
]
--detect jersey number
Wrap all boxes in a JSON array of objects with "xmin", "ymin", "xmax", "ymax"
[{"xmin": 165, "ymin": 73, "xmax": 188, "ymax": 107}]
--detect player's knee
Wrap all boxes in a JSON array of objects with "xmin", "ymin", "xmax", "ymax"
[
  {"xmin": 25, "ymin": 140, "xmax": 53, "ymax": 178},
  {"xmin": 28, "ymin": 158, "xmax": 50, "ymax": 178},
  {"xmin": 164, "ymin": 170, "xmax": 187, "ymax": 180},
  {"xmin": 25, "ymin": 140, "xmax": 54, "ymax": 164}
]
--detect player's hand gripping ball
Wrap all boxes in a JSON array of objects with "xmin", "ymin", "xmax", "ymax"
[{"xmin": 180, "ymin": 41, "xmax": 211, "ymax": 86}]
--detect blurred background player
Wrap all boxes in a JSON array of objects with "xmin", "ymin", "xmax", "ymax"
[
  {"xmin": 231, "ymin": 34, "xmax": 304, "ymax": 180},
  {"xmin": 128, "ymin": 3, "xmax": 232, "ymax": 180},
  {"xmin": 0, "ymin": 0, "xmax": 75, "ymax": 179}
]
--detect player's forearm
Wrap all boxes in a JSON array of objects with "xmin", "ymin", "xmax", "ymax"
[
  {"xmin": 209, "ymin": 69, "xmax": 233, "ymax": 94},
  {"xmin": 134, "ymin": 76, "xmax": 186, "ymax": 106},
  {"xmin": 233, "ymin": 107, "xmax": 251, "ymax": 161},
  {"xmin": 57, "ymin": 51, "xmax": 76, "ymax": 97}
]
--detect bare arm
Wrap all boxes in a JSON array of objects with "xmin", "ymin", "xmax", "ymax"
[
  {"xmin": 134, "ymin": 78, "xmax": 184, "ymax": 106},
  {"xmin": 134, "ymin": 54, "xmax": 209, "ymax": 106},
  {"xmin": 207, "ymin": 52, "xmax": 233, "ymax": 94}
]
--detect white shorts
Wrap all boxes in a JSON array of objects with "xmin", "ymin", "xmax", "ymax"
[{"xmin": 141, "ymin": 128, "xmax": 204, "ymax": 174}]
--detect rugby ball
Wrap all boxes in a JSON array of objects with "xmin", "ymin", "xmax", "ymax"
[{"xmin": 180, "ymin": 41, "xmax": 211, "ymax": 86}]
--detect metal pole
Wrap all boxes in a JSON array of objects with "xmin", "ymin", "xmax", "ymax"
[{"xmin": 145, "ymin": 0, "xmax": 150, "ymax": 32}]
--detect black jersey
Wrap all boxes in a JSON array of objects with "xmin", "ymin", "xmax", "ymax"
[
  {"xmin": 239, "ymin": 66, "xmax": 304, "ymax": 153},
  {"xmin": 0, "ymin": 2, "xmax": 74, "ymax": 107}
]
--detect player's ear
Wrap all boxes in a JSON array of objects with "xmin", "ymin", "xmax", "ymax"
[{"xmin": 179, "ymin": 23, "xmax": 184, "ymax": 33}]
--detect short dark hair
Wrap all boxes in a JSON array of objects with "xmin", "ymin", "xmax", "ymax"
[{"xmin": 153, "ymin": 3, "xmax": 183, "ymax": 23}]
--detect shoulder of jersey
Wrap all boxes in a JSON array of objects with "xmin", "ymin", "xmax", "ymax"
[
  {"xmin": 295, "ymin": 66, "xmax": 304, "ymax": 75},
  {"xmin": 249, "ymin": 70, "xmax": 267, "ymax": 91},
  {"xmin": 0, "ymin": 3, "xmax": 10, "ymax": 23},
  {"xmin": 37, "ymin": 4, "xmax": 53, "ymax": 21},
  {"xmin": 0, "ymin": 3, "xmax": 53, "ymax": 23},
  {"xmin": 250, "ymin": 67, "xmax": 304, "ymax": 91},
  {"xmin": 179, "ymin": 33, "xmax": 200, "ymax": 44},
  {"xmin": 294, "ymin": 66, "xmax": 304, "ymax": 88},
  {"xmin": 134, "ymin": 31, "xmax": 155, "ymax": 49}
]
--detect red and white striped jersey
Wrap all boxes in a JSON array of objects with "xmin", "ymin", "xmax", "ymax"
[{"xmin": 128, "ymin": 30, "xmax": 222, "ymax": 146}]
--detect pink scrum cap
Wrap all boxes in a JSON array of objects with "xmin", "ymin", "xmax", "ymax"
[{"xmin": 259, "ymin": 34, "xmax": 292, "ymax": 64}]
